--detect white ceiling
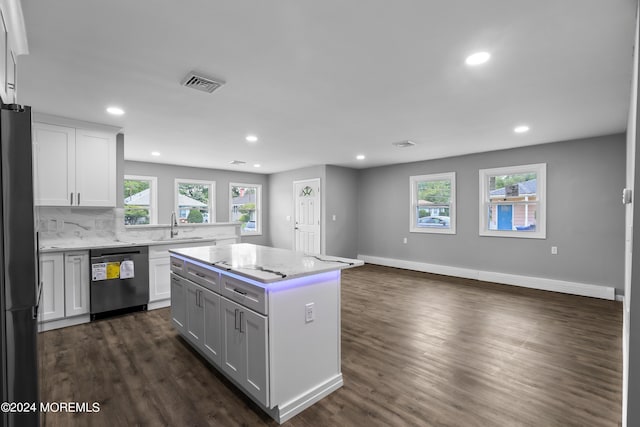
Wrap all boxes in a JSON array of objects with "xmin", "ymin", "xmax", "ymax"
[{"xmin": 18, "ymin": 0, "xmax": 637, "ymax": 174}]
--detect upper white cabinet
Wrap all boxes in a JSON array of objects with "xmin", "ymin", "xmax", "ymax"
[
  {"xmin": 0, "ymin": 0, "xmax": 28, "ymax": 104},
  {"xmin": 33, "ymin": 121, "xmax": 117, "ymax": 207}
]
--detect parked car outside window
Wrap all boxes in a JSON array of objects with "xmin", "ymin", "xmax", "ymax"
[{"xmin": 417, "ymin": 216, "xmax": 450, "ymax": 227}]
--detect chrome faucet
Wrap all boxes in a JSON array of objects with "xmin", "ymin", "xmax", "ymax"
[{"xmin": 170, "ymin": 211, "xmax": 179, "ymax": 238}]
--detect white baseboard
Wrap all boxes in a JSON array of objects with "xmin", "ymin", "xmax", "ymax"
[
  {"xmin": 357, "ymin": 254, "xmax": 616, "ymax": 300},
  {"xmin": 148, "ymin": 299, "xmax": 171, "ymax": 310},
  {"xmin": 39, "ymin": 315, "xmax": 90, "ymax": 332}
]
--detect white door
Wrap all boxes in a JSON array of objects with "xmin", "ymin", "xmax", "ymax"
[
  {"xmin": 64, "ymin": 252, "xmax": 89, "ymax": 316},
  {"xmin": 75, "ymin": 129, "xmax": 116, "ymax": 207},
  {"xmin": 202, "ymin": 288, "xmax": 221, "ymax": 366},
  {"xmin": 33, "ymin": 123, "xmax": 75, "ymax": 206},
  {"xmin": 39, "ymin": 253, "xmax": 65, "ymax": 321},
  {"xmin": 170, "ymin": 274, "xmax": 187, "ymax": 333},
  {"xmin": 294, "ymin": 178, "xmax": 321, "ymax": 253}
]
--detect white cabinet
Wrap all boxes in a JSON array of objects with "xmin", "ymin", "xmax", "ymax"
[
  {"xmin": 0, "ymin": 2, "xmax": 24, "ymax": 104},
  {"xmin": 64, "ymin": 252, "xmax": 90, "ymax": 316},
  {"xmin": 39, "ymin": 253, "xmax": 65, "ymax": 321},
  {"xmin": 170, "ymin": 273, "xmax": 187, "ymax": 334},
  {"xmin": 149, "ymin": 239, "xmax": 234, "ymax": 307},
  {"xmin": 149, "ymin": 254, "xmax": 171, "ymax": 303},
  {"xmin": 171, "ymin": 271, "xmax": 222, "ymax": 365},
  {"xmin": 39, "ymin": 251, "xmax": 89, "ymax": 323},
  {"xmin": 220, "ymin": 296, "xmax": 268, "ymax": 406},
  {"xmin": 33, "ymin": 122, "xmax": 116, "ymax": 207}
]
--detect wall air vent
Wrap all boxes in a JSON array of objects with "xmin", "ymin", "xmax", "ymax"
[
  {"xmin": 392, "ymin": 140, "xmax": 416, "ymax": 148},
  {"xmin": 229, "ymin": 160, "xmax": 246, "ymax": 166},
  {"xmin": 181, "ymin": 71, "xmax": 225, "ymax": 93}
]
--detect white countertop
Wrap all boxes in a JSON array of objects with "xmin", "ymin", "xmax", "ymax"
[
  {"xmin": 39, "ymin": 235, "xmax": 238, "ymax": 253},
  {"xmin": 170, "ymin": 243, "xmax": 364, "ymax": 283}
]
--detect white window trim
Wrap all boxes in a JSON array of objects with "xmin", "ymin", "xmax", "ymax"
[
  {"xmin": 124, "ymin": 175, "xmax": 158, "ymax": 225},
  {"xmin": 229, "ymin": 182, "xmax": 262, "ymax": 236},
  {"xmin": 410, "ymin": 172, "xmax": 456, "ymax": 234},
  {"xmin": 478, "ymin": 163, "xmax": 546, "ymax": 239},
  {"xmin": 174, "ymin": 178, "xmax": 216, "ymax": 224}
]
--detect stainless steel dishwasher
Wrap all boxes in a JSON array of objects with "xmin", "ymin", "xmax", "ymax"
[{"xmin": 89, "ymin": 246, "xmax": 149, "ymax": 320}]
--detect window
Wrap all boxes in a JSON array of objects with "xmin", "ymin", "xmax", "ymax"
[
  {"xmin": 124, "ymin": 175, "xmax": 157, "ymax": 225},
  {"xmin": 479, "ymin": 163, "xmax": 546, "ymax": 239},
  {"xmin": 410, "ymin": 172, "xmax": 456, "ymax": 234},
  {"xmin": 230, "ymin": 183, "xmax": 262, "ymax": 235},
  {"xmin": 175, "ymin": 179, "xmax": 215, "ymax": 224}
]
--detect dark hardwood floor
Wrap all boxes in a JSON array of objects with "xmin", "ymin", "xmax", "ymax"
[{"xmin": 40, "ymin": 264, "xmax": 622, "ymax": 426}]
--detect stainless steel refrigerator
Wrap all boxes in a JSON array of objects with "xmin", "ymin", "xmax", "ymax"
[{"xmin": 0, "ymin": 103, "xmax": 39, "ymax": 426}]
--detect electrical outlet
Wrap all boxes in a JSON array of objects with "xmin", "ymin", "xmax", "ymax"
[
  {"xmin": 305, "ymin": 303, "xmax": 314, "ymax": 323},
  {"xmin": 551, "ymin": 246, "xmax": 558, "ymax": 255},
  {"xmin": 403, "ymin": 237, "xmax": 408, "ymax": 244}
]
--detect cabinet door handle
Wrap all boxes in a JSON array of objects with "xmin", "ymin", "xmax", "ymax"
[
  {"xmin": 234, "ymin": 308, "xmax": 239, "ymax": 330},
  {"xmin": 239, "ymin": 311, "xmax": 244, "ymax": 333},
  {"xmin": 77, "ymin": 193, "xmax": 81, "ymax": 205},
  {"xmin": 198, "ymin": 290, "xmax": 202, "ymax": 307},
  {"xmin": 70, "ymin": 193, "xmax": 73, "ymax": 205}
]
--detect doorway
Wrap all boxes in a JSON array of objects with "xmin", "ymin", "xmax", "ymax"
[{"xmin": 293, "ymin": 178, "xmax": 321, "ymax": 253}]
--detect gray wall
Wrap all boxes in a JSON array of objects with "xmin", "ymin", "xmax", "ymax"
[
  {"xmin": 325, "ymin": 165, "xmax": 359, "ymax": 258},
  {"xmin": 124, "ymin": 160, "xmax": 270, "ymax": 246},
  {"xmin": 268, "ymin": 165, "xmax": 326, "ymax": 251},
  {"xmin": 357, "ymin": 134, "xmax": 626, "ymax": 291}
]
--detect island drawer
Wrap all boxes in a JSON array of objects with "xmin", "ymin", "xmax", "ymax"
[
  {"xmin": 220, "ymin": 274, "xmax": 267, "ymax": 315},
  {"xmin": 184, "ymin": 260, "xmax": 220, "ymax": 293},
  {"xmin": 169, "ymin": 256, "xmax": 184, "ymax": 274}
]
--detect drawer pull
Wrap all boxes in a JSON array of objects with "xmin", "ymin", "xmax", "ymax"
[
  {"xmin": 194, "ymin": 272, "xmax": 206, "ymax": 278},
  {"xmin": 233, "ymin": 288, "xmax": 247, "ymax": 296},
  {"xmin": 171, "ymin": 262, "xmax": 181, "ymax": 268}
]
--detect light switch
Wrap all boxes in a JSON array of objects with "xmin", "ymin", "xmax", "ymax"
[{"xmin": 305, "ymin": 303, "xmax": 314, "ymax": 322}]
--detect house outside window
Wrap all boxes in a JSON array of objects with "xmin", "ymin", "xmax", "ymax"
[
  {"xmin": 124, "ymin": 175, "xmax": 157, "ymax": 225},
  {"xmin": 175, "ymin": 179, "xmax": 215, "ymax": 224},
  {"xmin": 410, "ymin": 172, "xmax": 456, "ymax": 234},
  {"xmin": 479, "ymin": 163, "xmax": 546, "ymax": 239},
  {"xmin": 230, "ymin": 183, "xmax": 261, "ymax": 235}
]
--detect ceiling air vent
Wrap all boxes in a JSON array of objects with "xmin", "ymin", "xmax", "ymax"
[
  {"xmin": 181, "ymin": 71, "xmax": 225, "ymax": 93},
  {"xmin": 229, "ymin": 160, "xmax": 246, "ymax": 166},
  {"xmin": 392, "ymin": 140, "xmax": 416, "ymax": 148}
]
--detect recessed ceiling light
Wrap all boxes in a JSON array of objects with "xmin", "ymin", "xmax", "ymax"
[
  {"xmin": 246, "ymin": 135, "xmax": 258, "ymax": 143},
  {"xmin": 392, "ymin": 140, "xmax": 416, "ymax": 148},
  {"xmin": 465, "ymin": 51, "xmax": 490, "ymax": 66},
  {"xmin": 106, "ymin": 106, "xmax": 125, "ymax": 115},
  {"xmin": 356, "ymin": 155, "xmax": 365, "ymax": 160},
  {"xmin": 151, "ymin": 151, "xmax": 161, "ymax": 156},
  {"xmin": 514, "ymin": 125, "xmax": 530, "ymax": 134},
  {"xmin": 253, "ymin": 164, "xmax": 261, "ymax": 168}
]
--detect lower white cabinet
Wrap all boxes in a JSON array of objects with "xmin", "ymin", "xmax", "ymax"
[
  {"xmin": 172, "ymin": 272, "xmax": 223, "ymax": 365},
  {"xmin": 39, "ymin": 253, "xmax": 65, "ymax": 321},
  {"xmin": 64, "ymin": 252, "xmax": 90, "ymax": 317},
  {"xmin": 150, "ymin": 239, "xmax": 234, "ymax": 307},
  {"xmin": 170, "ymin": 273, "xmax": 187, "ymax": 333},
  {"xmin": 39, "ymin": 251, "xmax": 89, "ymax": 323},
  {"xmin": 220, "ymin": 297, "xmax": 268, "ymax": 406}
]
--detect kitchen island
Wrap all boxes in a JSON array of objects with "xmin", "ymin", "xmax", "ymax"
[{"xmin": 168, "ymin": 243, "xmax": 363, "ymax": 423}]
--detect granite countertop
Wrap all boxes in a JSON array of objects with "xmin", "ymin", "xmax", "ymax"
[
  {"xmin": 39, "ymin": 234, "xmax": 239, "ymax": 253},
  {"xmin": 170, "ymin": 243, "xmax": 364, "ymax": 283}
]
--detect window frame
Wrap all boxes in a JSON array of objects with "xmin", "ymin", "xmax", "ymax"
[
  {"xmin": 229, "ymin": 182, "xmax": 262, "ymax": 236},
  {"xmin": 174, "ymin": 178, "xmax": 216, "ymax": 224},
  {"xmin": 478, "ymin": 163, "xmax": 546, "ymax": 239},
  {"xmin": 124, "ymin": 175, "xmax": 158, "ymax": 226},
  {"xmin": 409, "ymin": 172, "xmax": 456, "ymax": 235}
]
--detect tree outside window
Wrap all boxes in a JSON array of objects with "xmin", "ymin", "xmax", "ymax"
[
  {"xmin": 175, "ymin": 179, "xmax": 215, "ymax": 224},
  {"xmin": 124, "ymin": 176, "xmax": 157, "ymax": 225}
]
